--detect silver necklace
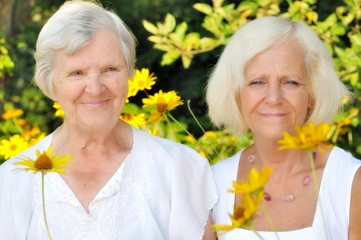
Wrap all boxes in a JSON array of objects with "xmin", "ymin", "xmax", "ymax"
[{"xmin": 247, "ymin": 152, "xmax": 316, "ymax": 202}]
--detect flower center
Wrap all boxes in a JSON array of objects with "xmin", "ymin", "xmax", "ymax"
[
  {"xmin": 10, "ymin": 144, "xmax": 17, "ymax": 151},
  {"xmin": 34, "ymin": 153, "xmax": 53, "ymax": 170},
  {"xmin": 157, "ymin": 102, "xmax": 168, "ymax": 113}
]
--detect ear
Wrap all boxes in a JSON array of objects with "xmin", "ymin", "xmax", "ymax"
[{"xmin": 308, "ymin": 94, "xmax": 315, "ymax": 110}]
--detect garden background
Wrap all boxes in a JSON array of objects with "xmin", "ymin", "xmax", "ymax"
[{"xmin": 0, "ymin": 0, "xmax": 360, "ymax": 164}]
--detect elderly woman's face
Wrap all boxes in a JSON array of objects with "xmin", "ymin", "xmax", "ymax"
[
  {"xmin": 51, "ymin": 30, "xmax": 128, "ymax": 128},
  {"xmin": 239, "ymin": 40, "xmax": 313, "ymax": 140}
]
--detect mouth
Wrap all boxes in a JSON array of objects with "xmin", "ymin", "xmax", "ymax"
[
  {"xmin": 82, "ymin": 99, "xmax": 110, "ymax": 107},
  {"xmin": 261, "ymin": 112, "xmax": 287, "ymax": 118}
]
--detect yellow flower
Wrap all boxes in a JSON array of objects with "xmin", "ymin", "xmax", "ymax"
[
  {"xmin": 28, "ymin": 133, "xmax": 46, "ymax": 147},
  {"xmin": 127, "ymin": 80, "xmax": 140, "ymax": 100},
  {"xmin": 147, "ymin": 111, "xmax": 163, "ymax": 123},
  {"xmin": 229, "ymin": 167, "xmax": 272, "ymax": 194},
  {"xmin": 13, "ymin": 145, "xmax": 72, "ymax": 239},
  {"xmin": 132, "ymin": 68, "xmax": 156, "ymax": 91},
  {"xmin": 278, "ymin": 122, "xmax": 332, "ymax": 151},
  {"xmin": 53, "ymin": 102, "xmax": 65, "ymax": 118},
  {"xmin": 213, "ymin": 191, "xmax": 264, "ymax": 233},
  {"xmin": 120, "ymin": 113, "xmax": 147, "ymax": 128},
  {"xmin": 142, "ymin": 90, "xmax": 184, "ymax": 114},
  {"xmin": 213, "ymin": 167, "xmax": 271, "ymax": 234},
  {"xmin": 0, "ymin": 134, "xmax": 29, "ymax": 160},
  {"xmin": 2, "ymin": 109, "xmax": 24, "ymax": 120},
  {"xmin": 127, "ymin": 68, "xmax": 157, "ymax": 99},
  {"xmin": 13, "ymin": 145, "xmax": 72, "ymax": 174}
]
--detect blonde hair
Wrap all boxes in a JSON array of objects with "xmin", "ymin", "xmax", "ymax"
[{"xmin": 206, "ymin": 16, "xmax": 349, "ymax": 135}]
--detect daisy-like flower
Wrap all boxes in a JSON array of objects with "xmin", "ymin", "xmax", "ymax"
[
  {"xmin": 127, "ymin": 80, "xmax": 140, "ymax": 100},
  {"xmin": 13, "ymin": 145, "xmax": 72, "ymax": 174},
  {"xmin": 2, "ymin": 109, "xmax": 24, "ymax": 120},
  {"xmin": 213, "ymin": 167, "xmax": 270, "ymax": 234},
  {"xmin": 13, "ymin": 145, "xmax": 72, "ymax": 240},
  {"xmin": 0, "ymin": 134, "xmax": 29, "ymax": 160},
  {"xmin": 127, "ymin": 68, "xmax": 157, "ymax": 99},
  {"xmin": 132, "ymin": 68, "xmax": 156, "ymax": 91},
  {"xmin": 213, "ymin": 193, "xmax": 261, "ymax": 233},
  {"xmin": 229, "ymin": 167, "xmax": 272, "ymax": 194},
  {"xmin": 142, "ymin": 90, "xmax": 184, "ymax": 114},
  {"xmin": 53, "ymin": 102, "xmax": 65, "ymax": 118},
  {"xmin": 120, "ymin": 113, "xmax": 147, "ymax": 129},
  {"xmin": 278, "ymin": 122, "xmax": 332, "ymax": 151}
]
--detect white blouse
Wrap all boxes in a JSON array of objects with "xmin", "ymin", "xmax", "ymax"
[
  {"xmin": 0, "ymin": 127, "xmax": 218, "ymax": 240},
  {"xmin": 211, "ymin": 147, "xmax": 361, "ymax": 240}
]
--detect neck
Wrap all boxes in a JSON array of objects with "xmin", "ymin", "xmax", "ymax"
[
  {"xmin": 53, "ymin": 121, "xmax": 132, "ymax": 153},
  {"xmin": 249, "ymin": 144, "xmax": 311, "ymax": 176}
]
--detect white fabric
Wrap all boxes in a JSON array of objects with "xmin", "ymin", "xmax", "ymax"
[
  {"xmin": 0, "ymin": 127, "xmax": 218, "ymax": 240},
  {"xmin": 211, "ymin": 147, "xmax": 361, "ymax": 240}
]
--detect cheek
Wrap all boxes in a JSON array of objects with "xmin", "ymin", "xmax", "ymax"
[
  {"xmin": 110, "ymin": 78, "xmax": 128, "ymax": 98},
  {"xmin": 52, "ymin": 82, "xmax": 84, "ymax": 105}
]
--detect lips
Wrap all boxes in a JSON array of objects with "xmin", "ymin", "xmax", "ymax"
[
  {"xmin": 261, "ymin": 112, "xmax": 287, "ymax": 118},
  {"xmin": 81, "ymin": 99, "xmax": 110, "ymax": 107}
]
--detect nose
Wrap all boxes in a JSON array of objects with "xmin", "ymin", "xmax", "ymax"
[
  {"xmin": 84, "ymin": 73, "xmax": 105, "ymax": 95},
  {"xmin": 265, "ymin": 83, "xmax": 283, "ymax": 104}
]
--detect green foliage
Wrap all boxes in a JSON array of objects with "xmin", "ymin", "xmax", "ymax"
[
  {"xmin": 0, "ymin": 34, "xmax": 14, "ymax": 79},
  {"xmin": 1, "ymin": 0, "xmax": 360, "ymax": 164},
  {"xmin": 144, "ymin": 0, "xmax": 361, "ymax": 158}
]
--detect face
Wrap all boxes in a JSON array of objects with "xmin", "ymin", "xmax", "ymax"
[
  {"xmin": 51, "ymin": 29, "xmax": 129, "ymax": 129},
  {"xmin": 239, "ymin": 40, "xmax": 313, "ymax": 140}
]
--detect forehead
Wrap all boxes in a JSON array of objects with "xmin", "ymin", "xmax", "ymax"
[
  {"xmin": 245, "ymin": 40, "xmax": 306, "ymax": 72},
  {"xmin": 55, "ymin": 30, "xmax": 125, "ymax": 66}
]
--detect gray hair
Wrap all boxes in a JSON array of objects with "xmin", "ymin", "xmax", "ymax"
[
  {"xmin": 34, "ymin": 0, "xmax": 137, "ymax": 98},
  {"xmin": 206, "ymin": 16, "xmax": 350, "ymax": 135}
]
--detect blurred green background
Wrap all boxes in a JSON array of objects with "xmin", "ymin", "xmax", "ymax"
[{"xmin": 0, "ymin": 0, "xmax": 360, "ymax": 163}]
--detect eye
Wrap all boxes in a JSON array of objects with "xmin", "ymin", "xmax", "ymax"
[
  {"xmin": 70, "ymin": 70, "xmax": 83, "ymax": 76},
  {"xmin": 248, "ymin": 79, "xmax": 265, "ymax": 86},
  {"xmin": 283, "ymin": 79, "xmax": 302, "ymax": 86},
  {"xmin": 105, "ymin": 67, "xmax": 118, "ymax": 72}
]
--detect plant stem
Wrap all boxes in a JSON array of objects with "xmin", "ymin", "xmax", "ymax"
[
  {"xmin": 260, "ymin": 201, "xmax": 280, "ymax": 240},
  {"xmin": 186, "ymin": 100, "xmax": 206, "ymax": 134},
  {"xmin": 308, "ymin": 150, "xmax": 329, "ymax": 240},
  {"xmin": 167, "ymin": 112, "xmax": 212, "ymax": 160},
  {"xmin": 41, "ymin": 172, "xmax": 52, "ymax": 240},
  {"xmin": 248, "ymin": 224, "xmax": 264, "ymax": 240}
]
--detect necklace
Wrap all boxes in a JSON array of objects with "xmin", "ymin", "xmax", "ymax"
[{"xmin": 247, "ymin": 152, "xmax": 316, "ymax": 202}]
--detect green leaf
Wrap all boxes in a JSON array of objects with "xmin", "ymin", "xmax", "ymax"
[
  {"xmin": 175, "ymin": 22, "xmax": 188, "ymax": 37},
  {"xmin": 161, "ymin": 51, "xmax": 180, "ymax": 66},
  {"xmin": 148, "ymin": 36, "xmax": 164, "ymax": 44},
  {"xmin": 350, "ymin": 34, "xmax": 361, "ymax": 48},
  {"xmin": 164, "ymin": 13, "xmax": 176, "ymax": 33},
  {"xmin": 143, "ymin": 20, "xmax": 158, "ymax": 35},
  {"xmin": 181, "ymin": 55, "xmax": 192, "ymax": 69},
  {"xmin": 193, "ymin": 3, "xmax": 213, "ymax": 15}
]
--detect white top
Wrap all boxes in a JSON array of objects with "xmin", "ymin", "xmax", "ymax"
[
  {"xmin": 0, "ymin": 127, "xmax": 218, "ymax": 240},
  {"xmin": 211, "ymin": 147, "xmax": 361, "ymax": 240}
]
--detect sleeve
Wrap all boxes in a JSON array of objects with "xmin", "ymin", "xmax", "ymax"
[
  {"xmin": 163, "ymin": 141, "xmax": 218, "ymax": 240},
  {"xmin": 0, "ymin": 135, "xmax": 51, "ymax": 239},
  {"xmin": 0, "ymin": 160, "xmax": 34, "ymax": 240}
]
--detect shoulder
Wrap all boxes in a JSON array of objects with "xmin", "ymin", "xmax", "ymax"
[
  {"xmin": 326, "ymin": 146, "xmax": 361, "ymax": 173},
  {"xmin": 211, "ymin": 151, "xmax": 242, "ymax": 198},
  {"xmin": 132, "ymin": 126, "xmax": 215, "ymax": 169},
  {"xmin": 0, "ymin": 134, "xmax": 52, "ymax": 180},
  {"xmin": 349, "ymin": 166, "xmax": 361, "ymax": 239},
  {"xmin": 212, "ymin": 151, "xmax": 242, "ymax": 179},
  {"xmin": 133, "ymin": 128, "xmax": 206, "ymax": 163}
]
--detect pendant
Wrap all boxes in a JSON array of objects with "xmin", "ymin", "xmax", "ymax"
[
  {"xmin": 283, "ymin": 194, "xmax": 295, "ymax": 202},
  {"xmin": 303, "ymin": 175, "xmax": 310, "ymax": 186},
  {"xmin": 264, "ymin": 192, "xmax": 271, "ymax": 201},
  {"xmin": 247, "ymin": 154, "xmax": 255, "ymax": 164}
]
